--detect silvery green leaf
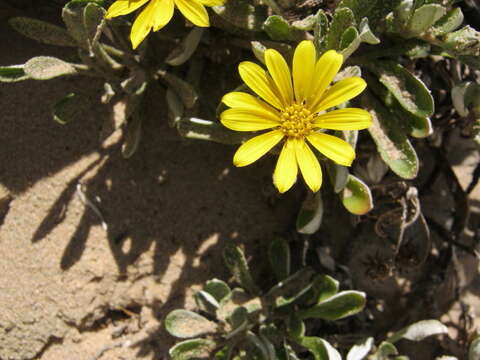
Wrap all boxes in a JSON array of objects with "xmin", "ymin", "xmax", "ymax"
[
  {"xmin": 442, "ymin": 26, "xmax": 480, "ymax": 56},
  {"xmin": 311, "ymin": 275, "xmax": 339, "ymax": 303},
  {"xmin": 24, "ymin": 56, "xmax": 77, "ymax": 80},
  {"xmin": 52, "ymin": 93, "xmax": 87, "ymax": 125},
  {"xmin": 266, "ymin": 268, "xmax": 315, "ymax": 308},
  {"xmin": 373, "ymin": 341, "xmax": 398, "ymax": 359},
  {"xmin": 165, "ymin": 310, "xmax": 217, "ymax": 339},
  {"xmin": 393, "ymin": 0, "xmax": 413, "ymax": 29},
  {"xmin": 229, "ymin": 306, "xmax": 248, "ymax": 331},
  {"xmin": 161, "ymin": 72, "xmax": 198, "ymax": 108},
  {"xmin": 263, "ymin": 15, "xmax": 301, "ymax": 41},
  {"xmin": 9, "ymin": 17, "xmax": 76, "ymax": 47},
  {"xmin": 83, "ymin": 2, "xmax": 105, "ymax": 49},
  {"xmin": 340, "ymin": 26, "xmax": 361, "ymax": 59},
  {"xmin": 451, "ymin": 81, "xmax": 479, "ymax": 117},
  {"xmin": 0, "ymin": 65, "xmax": 30, "ymax": 83},
  {"xmin": 359, "ymin": 17, "xmax": 380, "ymax": 44},
  {"xmin": 300, "ymin": 337, "xmax": 342, "ymax": 360},
  {"xmin": 296, "ymin": 192, "xmax": 323, "ymax": 234},
  {"xmin": 326, "ymin": 7, "xmax": 356, "ymax": 50},
  {"xmin": 366, "ymin": 153, "xmax": 389, "ymax": 184},
  {"xmin": 212, "ymin": 0, "xmax": 267, "ymax": 31},
  {"xmin": 169, "ymin": 338, "xmax": 217, "ymax": 360},
  {"xmin": 194, "ymin": 290, "xmax": 220, "ymax": 314},
  {"xmin": 346, "ymin": 337, "xmax": 374, "ymax": 360},
  {"xmin": 340, "ymin": 175, "xmax": 374, "ymax": 215},
  {"xmin": 314, "ymin": 9, "xmax": 329, "ymax": 51},
  {"xmin": 326, "ymin": 161, "xmax": 349, "ymax": 193},
  {"xmin": 338, "ymin": 0, "xmax": 402, "ymax": 29},
  {"xmin": 334, "ymin": 66, "xmax": 362, "ymax": 82},
  {"xmin": 166, "ymin": 87, "xmax": 185, "ymax": 127},
  {"xmin": 299, "ymin": 290, "xmax": 366, "ymax": 321},
  {"xmin": 435, "ymin": 357, "xmax": 458, "ymax": 360},
  {"xmin": 430, "ymin": 8, "xmax": 464, "ymax": 36},
  {"xmin": 268, "ymin": 237, "xmax": 290, "ymax": 282},
  {"xmin": 121, "ymin": 108, "xmax": 142, "ymax": 159},
  {"xmin": 251, "ymin": 41, "xmax": 293, "ymax": 65},
  {"xmin": 291, "ymin": 15, "xmax": 317, "ymax": 31},
  {"xmin": 469, "ymin": 336, "xmax": 480, "ymax": 360},
  {"xmin": 363, "ymin": 93, "xmax": 419, "ymax": 179},
  {"xmin": 62, "ymin": 1, "xmax": 88, "ymax": 47},
  {"xmin": 387, "ymin": 320, "xmax": 448, "ymax": 343},
  {"xmin": 204, "ymin": 279, "xmax": 231, "ymax": 303},
  {"xmin": 217, "ymin": 288, "xmax": 261, "ymax": 321},
  {"xmin": 223, "ymin": 244, "xmax": 258, "ymax": 294},
  {"xmin": 177, "ymin": 117, "xmax": 249, "ymax": 144},
  {"xmin": 287, "ymin": 314, "xmax": 305, "ymax": 340},
  {"xmin": 408, "ymin": 4, "xmax": 446, "ymax": 35},
  {"xmin": 166, "ymin": 28, "xmax": 205, "ymax": 66}
]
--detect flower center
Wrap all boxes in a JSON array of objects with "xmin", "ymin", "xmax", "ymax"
[{"xmin": 279, "ymin": 103, "xmax": 315, "ymax": 138}]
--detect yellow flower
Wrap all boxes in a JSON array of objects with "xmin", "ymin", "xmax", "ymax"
[
  {"xmin": 105, "ymin": 0, "xmax": 225, "ymax": 49},
  {"xmin": 220, "ymin": 40, "xmax": 372, "ymax": 193}
]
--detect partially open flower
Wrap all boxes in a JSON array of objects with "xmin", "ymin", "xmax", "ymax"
[
  {"xmin": 105, "ymin": 0, "xmax": 225, "ymax": 49},
  {"xmin": 220, "ymin": 40, "xmax": 372, "ymax": 193}
]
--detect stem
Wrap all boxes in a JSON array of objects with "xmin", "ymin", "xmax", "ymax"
[{"xmin": 263, "ymin": 0, "xmax": 284, "ymax": 16}]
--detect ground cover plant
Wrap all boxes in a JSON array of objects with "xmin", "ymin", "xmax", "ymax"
[{"xmin": 1, "ymin": 0, "xmax": 480, "ymax": 359}]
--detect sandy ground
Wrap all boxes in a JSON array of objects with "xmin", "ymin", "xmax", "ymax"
[{"xmin": 0, "ymin": 13, "xmax": 299, "ymax": 359}]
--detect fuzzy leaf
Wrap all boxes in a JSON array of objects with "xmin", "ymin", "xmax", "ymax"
[
  {"xmin": 314, "ymin": 9, "xmax": 329, "ymax": 51},
  {"xmin": 300, "ymin": 337, "xmax": 342, "ymax": 360},
  {"xmin": 269, "ymin": 237, "xmax": 290, "ymax": 282},
  {"xmin": 83, "ymin": 2, "xmax": 105, "ymax": 47},
  {"xmin": 372, "ymin": 342, "xmax": 398, "ymax": 359},
  {"xmin": 408, "ymin": 4, "xmax": 446, "ymax": 35},
  {"xmin": 387, "ymin": 319, "xmax": 448, "ymax": 343},
  {"xmin": 263, "ymin": 15, "xmax": 301, "ymax": 41},
  {"xmin": 347, "ymin": 337, "xmax": 374, "ymax": 360},
  {"xmin": 24, "ymin": 56, "xmax": 77, "ymax": 80},
  {"xmin": 166, "ymin": 28, "xmax": 205, "ymax": 66},
  {"xmin": 312, "ymin": 275, "xmax": 340, "ymax": 303},
  {"xmin": 177, "ymin": 117, "xmax": 249, "ymax": 144},
  {"xmin": 52, "ymin": 93, "xmax": 87, "ymax": 125},
  {"xmin": 9, "ymin": 17, "xmax": 76, "ymax": 47},
  {"xmin": 194, "ymin": 290, "xmax": 220, "ymax": 314},
  {"xmin": 223, "ymin": 244, "xmax": 258, "ymax": 294},
  {"xmin": 441, "ymin": 26, "xmax": 480, "ymax": 56},
  {"xmin": 326, "ymin": 7, "xmax": 356, "ymax": 50},
  {"xmin": 339, "ymin": 0, "xmax": 402, "ymax": 29},
  {"xmin": 169, "ymin": 338, "xmax": 217, "ymax": 360},
  {"xmin": 0, "ymin": 65, "xmax": 30, "ymax": 83},
  {"xmin": 204, "ymin": 279, "xmax": 231, "ymax": 303},
  {"xmin": 62, "ymin": 1, "xmax": 88, "ymax": 47},
  {"xmin": 358, "ymin": 17, "xmax": 380, "ymax": 44},
  {"xmin": 340, "ymin": 175, "xmax": 373, "ymax": 215},
  {"xmin": 451, "ymin": 81, "xmax": 479, "ymax": 117},
  {"xmin": 430, "ymin": 8, "xmax": 464, "ymax": 36},
  {"xmin": 371, "ymin": 61, "xmax": 434, "ymax": 118},
  {"xmin": 340, "ymin": 26, "xmax": 361, "ymax": 59},
  {"xmin": 469, "ymin": 335, "xmax": 480, "ymax": 360},
  {"xmin": 299, "ymin": 290, "xmax": 366, "ymax": 321},
  {"xmin": 296, "ymin": 192, "xmax": 323, "ymax": 234},
  {"xmin": 162, "ymin": 73, "xmax": 198, "ymax": 108},
  {"xmin": 165, "ymin": 310, "xmax": 217, "ymax": 339},
  {"xmin": 363, "ymin": 93, "xmax": 419, "ymax": 179},
  {"xmin": 213, "ymin": 0, "xmax": 267, "ymax": 31}
]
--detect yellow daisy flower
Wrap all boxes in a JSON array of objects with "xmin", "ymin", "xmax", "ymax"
[
  {"xmin": 105, "ymin": 0, "xmax": 225, "ymax": 49},
  {"xmin": 220, "ymin": 40, "xmax": 372, "ymax": 193}
]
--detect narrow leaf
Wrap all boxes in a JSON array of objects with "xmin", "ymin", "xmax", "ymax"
[
  {"xmin": 296, "ymin": 192, "xmax": 324, "ymax": 234},
  {"xmin": 299, "ymin": 290, "xmax": 366, "ymax": 321},
  {"xmin": 387, "ymin": 320, "xmax": 448, "ymax": 343},
  {"xmin": 166, "ymin": 28, "xmax": 205, "ymax": 66},
  {"xmin": 24, "ymin": 56, "xmax": 77, "ymax": 80},
  {"xmin": 9, "ymin": 17, "xmax": 76, "ymax": 47},
  {"xmin": 169, "ymin": 338, "xmax": 217, "ymax": 360},
  {"xmin": 269, "ymin": 237, "xmax": 290, "ymax": 282},
  {"xmin": 223, "ymin": 244, "xmax": 258, "ymax": 294}
]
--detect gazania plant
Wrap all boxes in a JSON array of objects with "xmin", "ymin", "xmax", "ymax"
[{"xmin": 220, "ymin": 40, "xmax": 372, "ymax": 193}]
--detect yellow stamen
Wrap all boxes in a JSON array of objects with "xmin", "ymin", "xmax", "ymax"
[{"xmin": 279, "ymin": 103, "xmax": 315, "ymax": 138}]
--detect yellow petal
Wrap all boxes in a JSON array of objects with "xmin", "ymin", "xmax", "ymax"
[
  {"xmin": 222, "ymin": 92, "xmax": 280, "ymax": 120},
  {"xmin": 273, "ymin": 139, "xmax": 298, "ymax": 193},
  {"xmin": 238, "ymin": 61, "xmax": 284, "ymax": 110},
  {"xmin": 221, "ymin": 109, "xmax": 280, "ymax": 131},
  {"xmin": 313, "ymin": 108, "xmax": 372, "ymax": 130},
  {"xmin": 153, "ymin": 0, "xmax": 174, "ymax": 31},
  {"xmin": 105, "ymin": 0, "xmax": 150, "ymax": 18},
  {"xmin": 293, "ymin": 40, "xmax": 316, "ymax": 103},
  {"xmin": 265, "ymin": 49, "xmax": 293, "ymax": 106},
  {"xmin": 175, "ymin": 0, "xmax": 209, "ymax": 27},
  {"xmin": 307, "ymin": 132, "xmax": 355, "ymax": 166},
  {"xmin": 130, "ymin": 0, "xmax": 159, "ymax": 49},
  {"xmin": 233, "ymin": 130, "xmax": 284, "ymax": 167},
  {"xmin": 197, "ymin": 0, "xmax": 225, "ymax": 6},
  {"xmin": 307, "ymin": 50, "xmax": 343, "ymax": 110},
  {"xmin": 294, "ymin": 139, "xmax": 322, "ymax": 192},
  {"xmin": 312, "ymin": 77, "xmax": 367, "ymax": 113}
]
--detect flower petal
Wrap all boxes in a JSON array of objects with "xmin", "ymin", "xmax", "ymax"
[
  {"xmin": 312, "ymin": 77, "xmax": 367, "ymax": 113},
  {"xmin": 295, "ymin": 140, "xmax": 322, "ymax": 192},
  {"xmin": 130, "ymin": 0, "xmax": 159, "ymax": 49},
  {"xmin": 175, "ymin": 0, "xmax": 209, "ymax": 27},
  {"xmin": 274, "ymin": 139, "xmax": 298, "ymax": 193},
  {"xmin": 153, "ymin": 0, "xmax": 174, "ymax": 31},
  {"xmin": 221, "ymin": 109, "xmax": 280, "ymax": 131},
  {"xmin": 313, "ymin": 108, "xmax": 372, "ymax": 130},
  {"xmin": 197, "ymin": 0, "xmax": 225, "ymax": 6},
  {"xmin": 307, "ymin": 132, "xmax": 355, "ymax": 166},
  {"xmin": 222, "ymin": 92, "xmax": 280, "ymax": 120},
  {"xmin": 293, "ymin": 40, "xmax": 316, "ymax": 103},
  {"xmin": 238, "ymin": 61, "xmax": 284, "ymax": 110},
  {"xmin": 265, "ymin": 49, "xmax": 293, "ymax": 106},
  {"xmin": 233, "ymin": 130, "xmax": 284, "ymax": 167},
  {"xmin": 307, "ymin": 50, "xmax": 343, "ymax": 110},
  {"xmin": 105, "ymin": 0, "xmax": 150, "ymax": 18}
]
